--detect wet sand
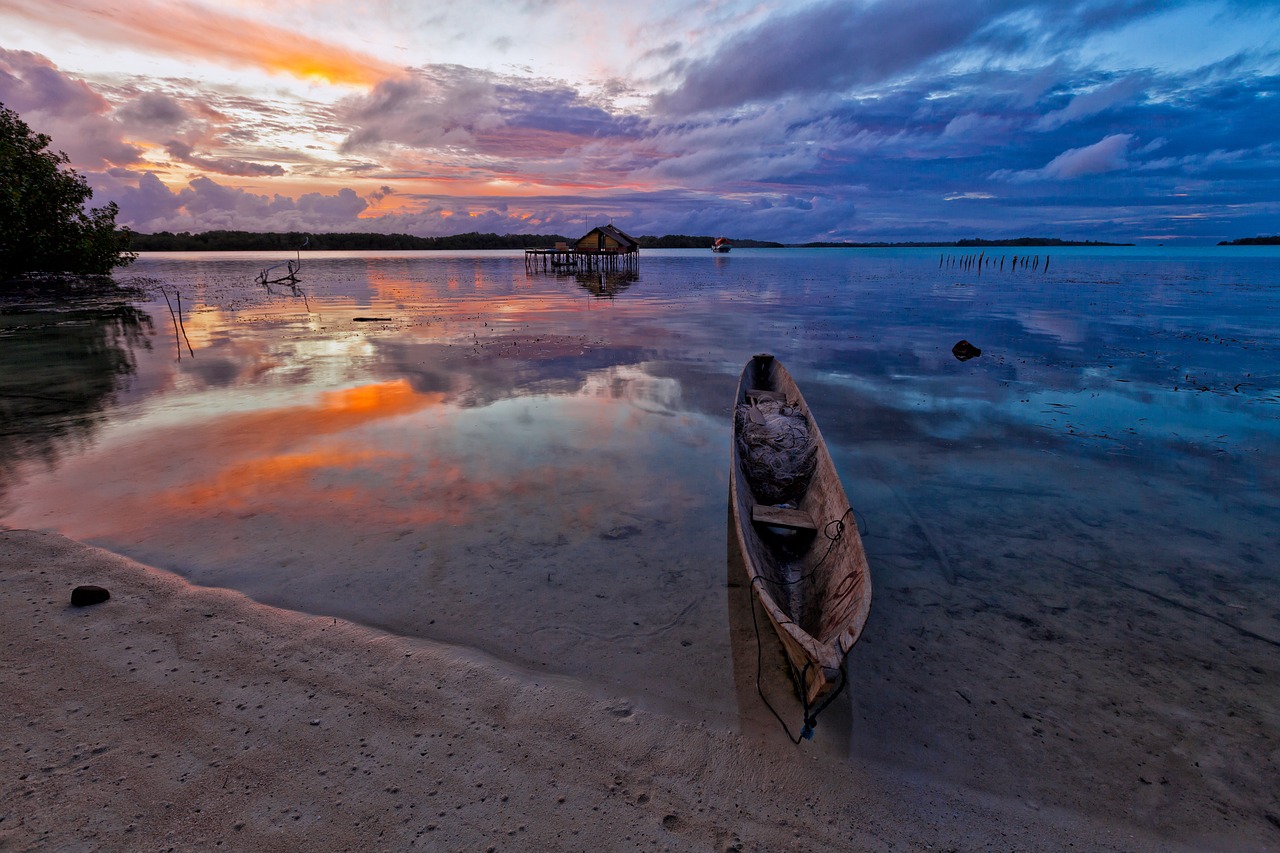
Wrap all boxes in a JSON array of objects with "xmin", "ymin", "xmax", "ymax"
[{"xmin": 2, "ymin": 528, "xmax": 1252, "ymax": 852}]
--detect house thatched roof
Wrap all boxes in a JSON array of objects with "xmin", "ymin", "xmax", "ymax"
[{"xmin": 577, "ymin": 224, "xmax": 639, "ymax": 251}]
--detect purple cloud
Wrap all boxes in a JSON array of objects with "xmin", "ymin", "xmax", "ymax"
[
  {"xmin": 115, "ymin": 172, "xmax": 184, "ymax": 229},
  {"xmin": 115, "ymin": 92, "xmax": 191, "ymax": 128},
  {"xmin": 1034, "ymin": 75, "xmax": 1151, "ymax": 130},
  {"xmin": 339, "ymin": 67, "xmax": 638, "ymax": 164},
  {"xmin": 165, "ymin": 140, "xmax": 286, "ymax": 177},
  {"xmin": 111, "ymin": 174, "xmax": 370, "ymax": 233},
  {"xmin": 996, "ymin": 133, "xmax": 1135, "ymax": 181},
  {"xmin": 653, "ymin": 0, "xmax": 999, "ymax": 115},
  {"xmin": 0, "ymin": 48, "xmax": 141, "ymax": 168}
]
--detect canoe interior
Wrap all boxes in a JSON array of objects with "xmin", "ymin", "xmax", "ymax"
[{"xmin": 730, "ymin": 354, "xmax": 872, "ymax": 705}]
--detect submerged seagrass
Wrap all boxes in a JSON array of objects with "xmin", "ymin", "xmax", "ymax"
[{"xmin": 730, "ymin": 354, "xmax": 873, "ymax": 710}]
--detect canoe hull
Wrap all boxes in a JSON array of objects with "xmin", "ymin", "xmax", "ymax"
[{"xmin": 729, "ymin": 354, "xmax": 872, "ymax": 708}]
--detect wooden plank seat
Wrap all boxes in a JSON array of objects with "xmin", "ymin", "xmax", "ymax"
[
  {"xmin": 746, "ymin": 388, "xmax": 788, "ymax": 403},
  {"xmin": 752, "ymin": 504, "xmax": 818, "ymax": 531}
]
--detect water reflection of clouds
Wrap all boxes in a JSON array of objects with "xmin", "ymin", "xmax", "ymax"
[
  {"xmin": 580, "ymin": 365, "xmax": 682, "ymax": 413},
  {"xmin": 7, "ymin": 250, "xmax": 1278, "ymax": 747},
  {"xmin": 169, "ymin": 316, "xmax": 377, "ymax": 394},
  {"xmin": 6, "ymin": 358, "xmax": 714, "ymax": 543},
  {"xmin": 5, "ymin": 380, "xmax": 443, "ymax": 529},
  {"xmin": 1016, "ymin": 309, "xmax": 1086, "ymax": 344},
  {"xmin": 372, "ymin": 335, "xmax": 654, "ymax": 410},
  {"xmin": 166, "ymin": 304, "xmax": 227, "ymax": 351},
  {"xmin": 166, "ymin": 447, "xmax": 395, "ymax": 515},
  {"xmin": 22, "ymin": 255, "xmax": 1280, "ymax": 547}
]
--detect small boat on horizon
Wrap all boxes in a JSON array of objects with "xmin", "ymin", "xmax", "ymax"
[{"xmin": 712, "ymin": 236, "xmax": 732, "ymax": 253}]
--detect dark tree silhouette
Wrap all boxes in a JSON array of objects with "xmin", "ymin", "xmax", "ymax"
[{"xmin": 0, "ymin": 103, "xmax": 135, "ymax": 280}]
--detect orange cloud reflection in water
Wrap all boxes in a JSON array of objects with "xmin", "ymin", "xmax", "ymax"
[
  {"xmin": 8, "ymin": 376, "xmax": 622, "ymax": 548},
  {"xmin": 152, "ymin": 447, "xmax": 547, "ymax": 531},
  {"xmin": 164, "ymin": 448, "xmax": 386, "ymax": 515},
  {"xmin": 162, "ymin": 379, "xmax": 446, "ymax": 517},
  {"xmin": 4, "ymin": 379, "xmax": 444, "ymax": 537},
  {"xmin": 323, "ymin": 381, "xmax": 421, "ymax": 416},
  {"xmin": 357, "ymin": 265, "xmax": 601, "ymax": 332},
  {"xmin": 188, "ymin": 379, "xmax": 443, "ymax": 457}
]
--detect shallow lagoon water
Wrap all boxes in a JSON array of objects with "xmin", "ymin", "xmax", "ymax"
[{"xmin": 2, "ymin": 247, "xmax": 1278, "ymax": 839}]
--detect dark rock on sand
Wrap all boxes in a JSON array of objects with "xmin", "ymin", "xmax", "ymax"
[
  {"xmin": 71, "ymin": 585, "xmax": 110, "ymax": 607},
  {"xmin": 952, "ymin": 340, "xmax": 982, "ymax": 361}
]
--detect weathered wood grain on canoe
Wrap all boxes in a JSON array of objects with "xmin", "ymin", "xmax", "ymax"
[{"xmin": 730, "ymin": 354, "xmax": 872, "ymax": 708}]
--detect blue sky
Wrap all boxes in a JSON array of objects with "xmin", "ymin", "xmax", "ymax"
[{"xmin": 1, "ymin": 0, "xmax": 1277, "ymax": 242}]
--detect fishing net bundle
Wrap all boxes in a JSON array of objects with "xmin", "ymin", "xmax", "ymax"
[{"xmin": 736, "ymin": 398, "xmax": 817, "ymax": 504}]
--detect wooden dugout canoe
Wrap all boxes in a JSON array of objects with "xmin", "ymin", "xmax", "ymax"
[{"xmin": 729, "ymin": 354, "xmax": 872, "ymax": 710}]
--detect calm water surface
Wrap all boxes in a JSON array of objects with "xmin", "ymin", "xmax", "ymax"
[{"xmin": 3, "ymin": 247, "xmax": 1277, "ymax": 829}]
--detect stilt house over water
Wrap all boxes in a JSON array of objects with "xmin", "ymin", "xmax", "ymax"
[
  {"xmin": 524, "ymin": 223, "xmax": 641, "ymax": 273},
  {"xmin": 574, "ymin": 224, "xmax": 639, "ymax": 271}
]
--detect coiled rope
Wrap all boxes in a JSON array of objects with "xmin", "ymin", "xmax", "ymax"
[{"xmin": 747, "ymin": 507, "xmax": 866, "ymax": 742}]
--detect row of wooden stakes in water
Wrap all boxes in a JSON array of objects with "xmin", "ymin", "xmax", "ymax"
[{"xmin": 941, "ymin": 252, "xmax": 1049, "ymax": 272}]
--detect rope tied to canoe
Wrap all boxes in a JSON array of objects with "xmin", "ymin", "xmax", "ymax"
[
  {"xmin": 755, "ymin": 506, "xmax": 860, "ymax": 591},
  {"xmin": 748, "ymin": 574, "xmax": 854, "ymax": 744},
  {"xmin": 747, "ymin": 506, "xmax": 864, "ymax": 744}
]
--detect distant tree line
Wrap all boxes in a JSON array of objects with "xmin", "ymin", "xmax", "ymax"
[
  {"xmin": 797, "ymin": 237, "xmax": 1134, "ymax": 248},
  {"xmin": 1218, "ymin": 235, "xmax": 1280, "ymax": 245},
  {"xmin": 635, "ymin": 235, "xmax": 785, "ymax": 249},
  {"xmin": 129, "ymin": 230, "xmax": 575, "ymax": 251},
  {"xmin": 129, "ymin": 230, "xmax": 789, "ymax": 251},
  {"xmin": 127, "ymin": 229, "xmax": 1152, "ymax": 253}
]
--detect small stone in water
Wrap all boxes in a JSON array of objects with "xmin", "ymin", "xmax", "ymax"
[{"xmin": 952, "ymin": 340, "xmax": 982, "ymax": 361}]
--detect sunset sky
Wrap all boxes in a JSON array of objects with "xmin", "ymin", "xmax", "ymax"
[{"xmin": 2, "ymin": 0, "xmax": 1277, "ymax": 243}]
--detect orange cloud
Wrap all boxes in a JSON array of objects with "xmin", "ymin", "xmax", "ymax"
[{"xmin": 7, "ymin": 0, "xmax": 404, "ymax": 87}]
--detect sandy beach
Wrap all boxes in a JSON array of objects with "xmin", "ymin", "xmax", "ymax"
[{"xmin": 2, "ymin": 527, "xmax": 1256, "ymax": 851}]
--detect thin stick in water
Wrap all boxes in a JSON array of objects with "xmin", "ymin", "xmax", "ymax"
[
  {"xmin": 160, "ymin": 288, "xmax": 182, "ymax": 360},
  {"xmin": 175, "ymin": 291, "xmax": 195, "ymax": 357}
]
